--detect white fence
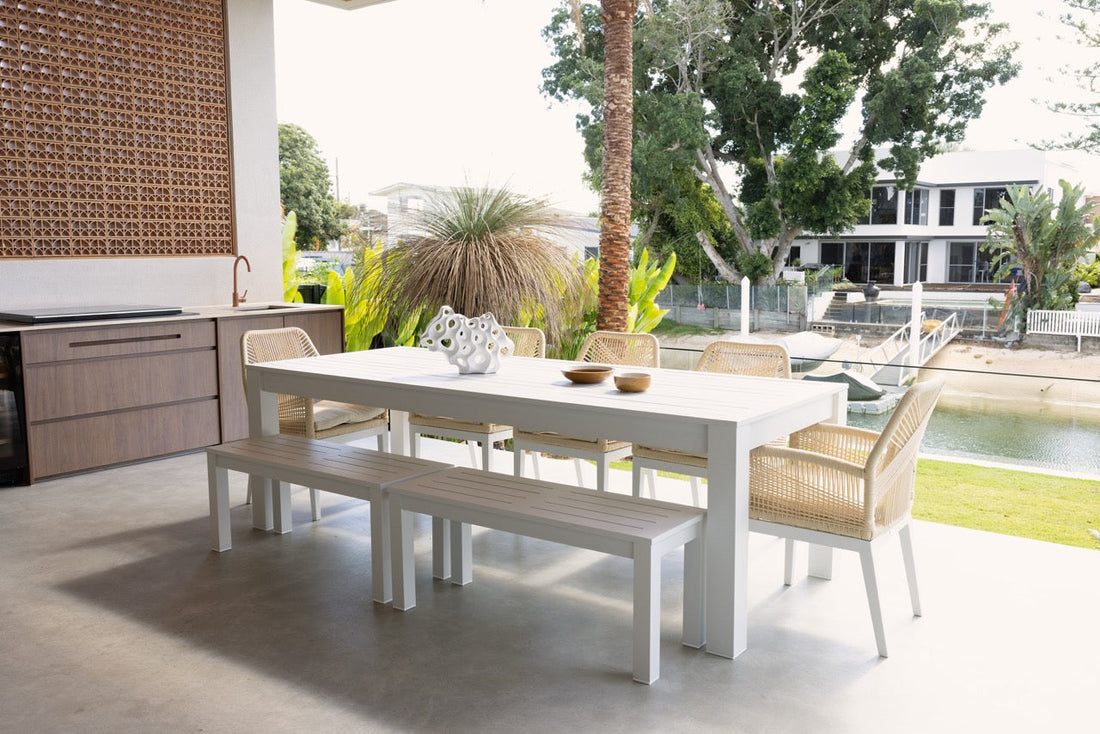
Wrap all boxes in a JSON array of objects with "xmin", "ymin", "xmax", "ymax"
[{"xmin": 1026, "ymin": 310, "xmax": 1100, "ymax": 351}]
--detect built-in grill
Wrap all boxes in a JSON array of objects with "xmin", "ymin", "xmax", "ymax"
[{"xmin": 0, "ymin": 305, "xmax": 182, "ymax": 324}]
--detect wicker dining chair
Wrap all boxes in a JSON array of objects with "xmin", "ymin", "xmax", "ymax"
[
  {"xmin": 409, "ymin": 326, "xmax": 546, "ymax": 472},
  {"xmin": 241, "ymin": 327, "xmax": 389, "ymax": 520},
  {"xmin": 631, "ymin": 340, "xmax": 791, "ymax": 505},
  {"xmin": 749, "ymin": 378, "xmax": 945, "ymax": 657},
  {"xmin": 512, "ymin": 330, "xmax": 660, "ymax": 492}
]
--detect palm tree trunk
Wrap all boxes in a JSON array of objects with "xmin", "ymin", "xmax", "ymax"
[{"xmin": 597, "ymin": 0, "xmax": 635, "ymax": 332}]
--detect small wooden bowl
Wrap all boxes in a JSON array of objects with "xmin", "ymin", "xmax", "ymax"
[
  {"xmin": 562, "ymin": 365, "xmax": 613, "ymax": 384},
  {"xmin": 614, "ymin": 372, "xmax": 651, "ymax": 392}
]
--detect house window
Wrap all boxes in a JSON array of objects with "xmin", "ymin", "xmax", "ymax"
[
  {"xmin": 938, "ymin": 189, "xmax": 955, "ymax": 226},
  {"xmin": 904, "ymin": 241, "xmax": 928, "ymax": 283},
  {"xmin": 820, "ymin": 242, "xmax": 894, "ymax": 283},
  {"xmin": 857, "ymin": 186, "xmax": 898, "ymax": 225},
  {"xmin": 972, "ymin": 187, "xmax": 1008, "ymax": 225},
  {"xmin": 948, "ymin": 242, "xmax": 979, "ymax": 282},
  {"xmin": 904, "ymin": 188, "xmax": 929, "ymax": 225}
]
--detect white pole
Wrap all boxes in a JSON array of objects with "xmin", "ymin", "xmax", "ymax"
[
  {"xmin": 908, "ymin": 281, "xmax": 923, "ymax": 379},
  {"xmin": 740, "ymin": 276, "xmax": 750, "ymax": 335}
]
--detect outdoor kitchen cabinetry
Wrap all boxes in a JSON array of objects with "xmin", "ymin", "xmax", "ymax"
[
  {"xmin": 215, "ymin": 309, "xmax": 344, "ymax": 443},
  {"xmin": 21, "ymin": 321, "xmax": 221, "ymax": 480}
]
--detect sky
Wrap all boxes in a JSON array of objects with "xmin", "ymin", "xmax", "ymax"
[{"xmin": 273, "ymin": 0, "xmax": 1100, "ymax": 214}]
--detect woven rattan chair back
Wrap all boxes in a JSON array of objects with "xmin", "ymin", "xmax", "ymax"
[
  {"xmin": 694, "ymin": 340, "xmax": 790, "ymax": 378},
  {"xmin": 240, "ymin": 327, "xmax": 321, "ymax": 436},
  {"xmin": 503, "ymin": 326, "xmax": 546, "ymax": 359},
  {"xmin": 576, "ymin": 331, "xmax": 660, "ymax": 368},
  {"xmin": 784, "ymin": 378, "xmax": 944, "ymax": 536}
]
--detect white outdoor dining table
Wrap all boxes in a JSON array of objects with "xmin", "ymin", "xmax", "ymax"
[{"xmin": 244, "ymin": 346, "xmax": 846, "ymax": 660}]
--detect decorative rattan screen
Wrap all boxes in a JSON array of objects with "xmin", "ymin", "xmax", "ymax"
[{"xmin": 0, "ymin": 0, "xmax": 234, "ymax": 258}]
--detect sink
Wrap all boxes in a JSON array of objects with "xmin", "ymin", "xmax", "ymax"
[{"xmin": 231, "ymin": 304, "xmax": 297, "ymax": 312}]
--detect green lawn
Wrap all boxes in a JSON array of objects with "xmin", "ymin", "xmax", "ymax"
[
  {"xmin": 617, "ymin": 458, "xmax": 1100, "ymax": 550},
  {"xmin": 914, "ymin": 459, "xmax": 1100, "ymax": 549}
]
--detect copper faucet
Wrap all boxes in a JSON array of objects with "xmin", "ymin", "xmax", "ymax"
[{"xmin": 232, "ymin": 255, "xmax": 251, "ymax": 307}]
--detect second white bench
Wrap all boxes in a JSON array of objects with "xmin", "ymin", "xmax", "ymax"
[
  {"xmin": 387, "ymin": 467, "xmax": 706, "ymax": 684},
  {"xmin": 206, "ymin": 434, "xmax": 452, "ymax": 603}
]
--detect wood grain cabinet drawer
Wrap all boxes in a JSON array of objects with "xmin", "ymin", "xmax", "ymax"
[
  {"xmin": 29, "ymin": 400, "xmax": 221, "ymax": 478},
  {"xmin": 24, "ymin": 350, "xmax": 219, "ymax": 422},
  {"xmin": 21, "ymin": 321, "xmax": 216, "ymax": 364}
]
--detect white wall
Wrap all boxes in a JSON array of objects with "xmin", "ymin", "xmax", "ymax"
[{"xmin": 0, "ymin": 0, "xmax": 282, "ymax": 310}]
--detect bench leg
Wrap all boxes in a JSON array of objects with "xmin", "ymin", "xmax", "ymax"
[
  {"xmin": 682, "ymin": 536, "xmax": 705, "ymax": 649},
  {"xmin": 432, "ymin": 517, "xmax": 451, "ymax": 580},
  {"xmin": 371, "ymin": 494, "xmax": 393, "ymax": 604},
  {"xmin": 207, "ymin": 455, "xmax": 231, "ymax": 552},
  {"xmin": 632, "ymin": 542, "xmax": 659, "ymax": 684},
  {"xmin": 450, "ymin": 521, "xmax": 472, "ymax": 586},
  {"xmin": 272, "ymin": 480, "xmax": 293, "ymax": 534},
  {"xmin": 391, "ymin": 506, "xmax": 416, "ymax": 611},
  {"xmin": 250, "ymin": 475, "xmax": 273, "ymax": 531}
]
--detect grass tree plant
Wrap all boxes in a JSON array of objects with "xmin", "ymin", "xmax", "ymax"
[{"xmin": 365, "ymin": 186, "xmax": 586, "ymax": 344}]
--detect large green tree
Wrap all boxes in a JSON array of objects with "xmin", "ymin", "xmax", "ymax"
[
  {"xmin": 1042, "ymin": 0, "xmax": 1100, "ymax": 153},
  {"xmin": 278, "ymin": 123, "xmax": 345, "ymax": 248},
  {"xmin": 544, "ymin": 0, "xmax": 1019, "ymax": 282}
]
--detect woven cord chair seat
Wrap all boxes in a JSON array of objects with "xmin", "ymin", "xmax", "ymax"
[
  {"xmin": 512, "ymin": 429, "xmax": 630, "ymax": 454},
  {"xmin": 409, "ymin": 414, "xmax": 511, "ymax": 434}
]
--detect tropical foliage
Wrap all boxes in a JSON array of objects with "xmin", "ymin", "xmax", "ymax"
[
  {"xmin": 543, "ymin": 0, "xmax": 1019, "ymax": 282},
  {"xmin": 281, "ymin": 212, "xmax": 304, "ymax": 304},
  {"xmin": 982, "ymin": 180, "xmax": 1100, "ymax": 325},
  {"xmin": 550, "ymin": 249, "xmax": 677, "ymax": 359}
]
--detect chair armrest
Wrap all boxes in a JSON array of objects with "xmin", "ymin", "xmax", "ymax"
[
  {"xmin": 789, "ymin": 424, "xmax": 880, "ymax": 465},
  {"xmin": 750, "ymin": 445, "xmax": 872, "ymax": 539}
]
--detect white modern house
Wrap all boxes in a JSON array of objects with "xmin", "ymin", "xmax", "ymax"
[{"xmin": 791, "ymin": 149, "xmax": 1087, "ymax": 286}]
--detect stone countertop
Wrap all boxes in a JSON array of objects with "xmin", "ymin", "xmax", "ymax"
[{"xmin": 0, "ymin": 302, "xmax": 342, "ymax": 332}]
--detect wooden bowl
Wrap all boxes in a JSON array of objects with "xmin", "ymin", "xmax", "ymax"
[
  {"xmin": 614, "ymin": 372, "xmax": 651, "ymax": 392},
  {"xmin": 562, "ymin": 365, "xmax": 613, "ymax": 384}
]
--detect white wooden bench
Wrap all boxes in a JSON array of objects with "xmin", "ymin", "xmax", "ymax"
[
  {"xmin": 388, "ymin": 467, "xmax": 706, "ymax": 684},
  {"xmin": 206, "ymin": 434, "xmax": 452, "ymax": 603}
]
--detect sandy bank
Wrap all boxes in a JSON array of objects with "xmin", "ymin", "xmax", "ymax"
[{"xmin": 658, "ymin": 330, "xmax": 1100, "ymax": 415}]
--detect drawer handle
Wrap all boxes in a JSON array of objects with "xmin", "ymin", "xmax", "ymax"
[{"xmin": 69, "ymin": 334, "xmax": 183, "ymax": 348}]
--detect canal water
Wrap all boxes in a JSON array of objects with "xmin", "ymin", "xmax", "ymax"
[{"xmin": 847, "ymin": 402, "xmax": 1100, "ymax": 476}]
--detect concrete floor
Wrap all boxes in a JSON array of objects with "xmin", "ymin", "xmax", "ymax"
[{"xmin": 1, "ymin": 441, "xmax": 1098, "ymax": 733}]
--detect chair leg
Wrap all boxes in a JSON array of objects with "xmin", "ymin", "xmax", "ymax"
[
  {"xmin": 530, "ymin": 452, "xmax": 541, "ymax": 480},
  {"xmin": 309, "ymin": 489, "xmax": 321, "ymax": 521},
  {"xmin": 573, "ymin": 458, "xmax": 586, "ymax": 487},
  {"xmin": 466, "ymin": 440, "xmax": 479, "ymax": 468},
  {"xmin": 783, "ymin": 539, "xmax": 796, "ymax": 586},
  {"xmin": 596, "ymin": 457, "xmax": 610, "ymax": 493},
  {"xmin": 900, "ymin": 523, "xmax": 922, "ymax": 617},
  {"xmin": 513, "ymin": 446, "xmax": 525, "ymax": 478},
  {"xmin": 859, "ymin": 544, "xmax": 889, "ymax": 658},
  {"xmin": 377, "ymin": 431, "xmax": 389, "ymax": 453},
  {"xmin": 689, "ymin": 476, "xmax": 701, "ymax": 507},
  {"xmin": 479, "ymin": 440, "xmax": 492, "ymax": 473},
  {"xmin": 410, "ymin": 430, "xmax": 422, "ymax": 458},
  {"xmin": 631, "ymin": 461, "xmax": 644, "ymax": 498},
  {"xmin": 644, "ymin": 468, "xmax": 657, "ymax": 499}
]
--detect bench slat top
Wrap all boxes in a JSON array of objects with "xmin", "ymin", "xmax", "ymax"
[
  {"xmin": 209, "ymin": 435, "xmax": 451, "ymax": 489},
  {"xmin": 389, "ymin": 467, "xmax": 704, "ymax": 544}
]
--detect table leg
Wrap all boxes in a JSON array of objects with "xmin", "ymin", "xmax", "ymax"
[
  {"xmin": 807, "ymin": 384, "xmax": 847, "ymax": 578},
  {"xmin": 390, "ymin": 409, "xmax": 410, "ymax": 456},
  {"xmin": 704, "ymin": 423, "xmax": 748, "ymax": 659},
  {"xmin": 247, "ymin": 376, "xmax": 280, "ymax": 531}
]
